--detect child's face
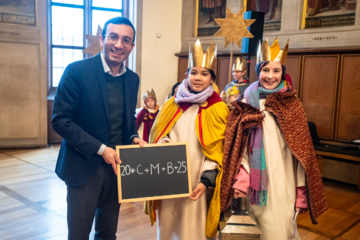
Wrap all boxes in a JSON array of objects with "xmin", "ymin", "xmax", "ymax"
[
  {"xmin": 232, "ymin": 70, "xmax": 246, "ymax": 82},
  {"xmin": 227, "ymin": 94, "xmax": 240, "ymax": 104},
  {"xmin": 145, "ymin": 98, "xmax": 156, "ymax": 109},
  {"xmin": 188, "ymin": 66, "xmax": 214, "ymax": 93},
  {"xmin": 259, "ymin": 61, "xmax": 282, "ymax": 90}
]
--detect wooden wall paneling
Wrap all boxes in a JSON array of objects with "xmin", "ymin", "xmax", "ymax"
[
  {"xmin": 249, "ymin": 56, "xmax": 258, "ymax": 84},
  {"xmin": 322, "ymin": 158, "xmax": 359, "ymax": 185},
  {"xmin": 358, "ymin": 163, "xmax": 360, "ymax": 190},
  {"xmin": 300, "ymin": 55, "xmax": 339, "ymax": 140},
  {"xmin": 0, "ymin": 0, "xmax": 48, "ymax": 148},
  {"xmin": 178, "ymin": 57, "xmax": 188, "ymax": 83},
  {"xmin": 286, "ymin": 56, "xmax": 302, "ymax": 94},
  {"xmin": 47, "ymin": 100, "xmax": 62, "ymax": 143},
  {"xmin": 335, "ymin": 54, "xmax": 360, "ymax": 142},
  {"xmin": 217, "ymin": 57, "xmax": 236, "ymax": 92}
]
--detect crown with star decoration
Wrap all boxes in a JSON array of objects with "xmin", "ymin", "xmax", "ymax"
[
  {"xmin": 143, "ymin": 89, "xmax": 157, "ymax": 102},
  {"xmin": 257, "ymin": 37, "xmax": 289, "ymax": 65},
  {"xmin": 233, "ymin": 57, "xmax": 247, "ymax": 71},
  {"xmin": 188, "ymin": 39, "xmax": 217, "ymax": 72}
]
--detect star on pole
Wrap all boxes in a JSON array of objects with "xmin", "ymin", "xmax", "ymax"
[
  {"xmin": 83, "ymin": 25, "xmax": 103, "ymax": 56},
  {"xmin": 213, "ymin": 7, "xmax": 255, "ymax": 49}
]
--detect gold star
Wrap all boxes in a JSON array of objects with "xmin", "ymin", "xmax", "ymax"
[
  {"xmin": 83, "ymin": 25, "xmax": 103, "ymax": 56},
  {"xmin": 213, "ymin": 7, "xmax": 256, "ymax": 49}
]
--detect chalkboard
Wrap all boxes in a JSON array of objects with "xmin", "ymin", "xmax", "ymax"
[{"xmin": 116, "ymin": 143, "xmax": 191, "ymax": 203}]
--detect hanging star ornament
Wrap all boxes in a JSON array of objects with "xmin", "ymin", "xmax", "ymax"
[
  {"xmin": 83, "ymin": 25, "xmax": 103, "ymax": 56},
  {"xmin": 213, "ymin": 7, "xmax": 256, "ymax": 49}
]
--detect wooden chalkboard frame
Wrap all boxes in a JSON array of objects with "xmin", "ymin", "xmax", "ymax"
[{"xmin": 116, "ymin": 142, "xmax": 192, "ymax": 203}]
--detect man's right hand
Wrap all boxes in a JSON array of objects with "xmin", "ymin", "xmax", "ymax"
[{"xmin": 102, "ymin": 147, "xmax": 122, "ymax": 175}]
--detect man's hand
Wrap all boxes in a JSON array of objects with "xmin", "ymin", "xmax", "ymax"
[
  {"xmin": 102, "ymin": 147, "xmax": 121, "ymax": 175},
  {"xmin": 234, "ymin": 189, "xmax": 246, "ymax": 199},
  {"xmin": 190, "ymin": 183, "xmax": 206, "ymax": 201},
  {"xmin": 132, "ymin": 137, "xmax": 147, "ymax": 147}
]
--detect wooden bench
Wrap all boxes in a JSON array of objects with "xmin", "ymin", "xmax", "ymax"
[{"xmin": 314, "ymin": 144, "xmax": 360, "ymax": 190}]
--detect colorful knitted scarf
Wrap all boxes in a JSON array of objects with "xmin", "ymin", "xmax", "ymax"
[{"xmin": 244, "ymin": 80, "xmax": 287, "ymax": 206}]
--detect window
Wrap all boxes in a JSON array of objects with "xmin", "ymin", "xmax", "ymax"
[{"xmin": 49, "ymin": 0, "xmax": 123, "ymax": 88}]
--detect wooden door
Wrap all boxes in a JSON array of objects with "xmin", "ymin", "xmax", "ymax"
[
  {"xmin": 300, "ymin": 55, "xmax": 340, "ymax": 140},
  {"xmin": 335, "ymin": 54, "xmax": 360, "ymax": 142}
]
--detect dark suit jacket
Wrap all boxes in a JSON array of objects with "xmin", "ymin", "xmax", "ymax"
[{"xmin": 52, "ymin": 54, "xmax": 139, "ymax": 187}]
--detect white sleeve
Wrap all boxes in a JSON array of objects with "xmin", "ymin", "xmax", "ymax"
[
  {"xmin": 97, "ymin": 144, "xmax": 106, "ymax": 156},
  {"xmin": 295, "ymin": 157, "xmax": 306, "ymax": 187},
  {"xmin": 241, "ymin": 146, "xmax": 250, "ymax": 174}
]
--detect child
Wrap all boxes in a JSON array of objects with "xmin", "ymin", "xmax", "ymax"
[
  {"xmin": 164, "ymin": 82, "xmax": 181, "ymax": 102},
  {"xmin": 136, "ymin": 89, "xmax": 159, "ymax": 143},
  {"xmin": 226, "ymin": 85, "xmax": 240, "ymax": 105},
  {"xmin": 220, "ymin": 85, "xmax": 240, "ymax": 109},
  {"xmin": 221, "ymin": 37, "xmax": 327, "ymax": 240},
  {"xmin": 224, "ymin": 57, "xmax": 249, "ymax": 96},
  {"xmin": 144, "ymin": 40, "xmax": 229, "ymax": 240}
]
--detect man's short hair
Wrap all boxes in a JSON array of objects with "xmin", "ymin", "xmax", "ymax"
[{"xmin": 102, "ymin": 17, "xmax": 136, "ymax": 42}]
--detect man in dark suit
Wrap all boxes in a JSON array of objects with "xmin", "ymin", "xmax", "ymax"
[{"xmin": 52, "ymin": 17, "xmax": 146, "ymax": 240}]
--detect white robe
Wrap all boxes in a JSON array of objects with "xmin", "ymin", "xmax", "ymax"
[
  {"xmin": 157, "ymin": 104, "xmax": 217, "ymax": 240},
  {"xmin": 241, "ymin": 99, "xmax": 306, "ymax": 240}
]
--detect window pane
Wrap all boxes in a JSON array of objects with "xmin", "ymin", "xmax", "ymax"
[
  {"xmin": 92, "ymin": 10, "xmax": 122, "ymax": 35},
  {"xmin": 92, "ymin": 0, "xmax": 122, "ymax": 10},
  {"xmin": 52, "ymin": 6, "xmax": 83, "ymax": 46},
  {"xmin": 52, "ymin": 0, "xmax": 83, "ymax": 5},
  {"xmin": 52, "ymin": 48, "xmax": 83, "ymax": 87}
]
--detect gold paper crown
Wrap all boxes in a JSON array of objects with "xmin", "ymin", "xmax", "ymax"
[
  {"xmin": 188, "ymin": 39, "xmax": 217, "ymax": 72},
  {"xmin": 143, "ymin": 89, "xmax": 156, "ymax": 102},
  {"xmin": 256, "ymin": 37, "xmax": 289, "ymax": 65},
  {"xmin": 232, "ymin": 57, "xmax": 247, "ymax": 71},
  {"xmin": 226, "ymin": 86, "xmax": 240, "ymax": 97}
]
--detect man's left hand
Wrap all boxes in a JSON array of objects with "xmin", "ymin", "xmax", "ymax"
[{"xmin": 132, "ymin": 137, "xmax": 147, "ymax": 147}]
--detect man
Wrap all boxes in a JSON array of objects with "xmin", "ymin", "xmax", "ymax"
[{"xmin": 52, "ymin": 17, "xmax": 146, "ymax": 240}]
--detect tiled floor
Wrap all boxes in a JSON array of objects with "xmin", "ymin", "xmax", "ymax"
[{"xmin": 0, "ymin": 145, "xmax": 359, "ymax": 240}]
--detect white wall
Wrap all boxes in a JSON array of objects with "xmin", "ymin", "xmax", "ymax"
[{"xmin": 139, "ymin": 0, "xmax": 182, "ymax": 106}]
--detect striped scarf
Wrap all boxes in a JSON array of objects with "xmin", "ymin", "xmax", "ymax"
[{"xmin": 244, "ymin": 81, "xmax": 287, "ymax": 206}]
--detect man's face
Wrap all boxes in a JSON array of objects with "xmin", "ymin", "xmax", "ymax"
[{"xmin": 99, "ymin": 23, "xmax": 135, "ymax": 66}]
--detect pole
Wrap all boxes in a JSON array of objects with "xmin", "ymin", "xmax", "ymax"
[
  {"xmin": 228, "ymin": 38, "xmax": 234, "ymax": 86},
  {"xmin": 247, "ymin": 52, "xmax": 251, "ymax": 80}
]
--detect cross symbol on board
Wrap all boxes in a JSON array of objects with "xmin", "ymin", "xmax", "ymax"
[
  {"xmin": 144, "ymin": 168, "xmax": 149, "ymax": 173},
  {"xmin": 162, "ymin": 167, "xmax": 166, "ymax": 171},
  {"xmin": 130, "ymin": 168, "xmax": 135, "ymax": 174},
  {"xmin": 174, "ymin": 166, "xmax": 178, "ymax": 170}
]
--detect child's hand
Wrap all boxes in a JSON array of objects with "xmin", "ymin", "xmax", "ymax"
[{"xmin": 189, "ymin": 183, "xmax": 206, "ymax": 201}]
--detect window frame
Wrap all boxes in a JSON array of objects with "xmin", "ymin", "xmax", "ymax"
[{"xmin": 47, "ymin": 0, "xmax": 125, "ymax": 94}]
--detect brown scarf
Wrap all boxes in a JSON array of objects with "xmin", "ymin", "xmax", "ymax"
[{"xmin": 221, "ymin": 91, "xmax": 328, "ymax": 224}]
